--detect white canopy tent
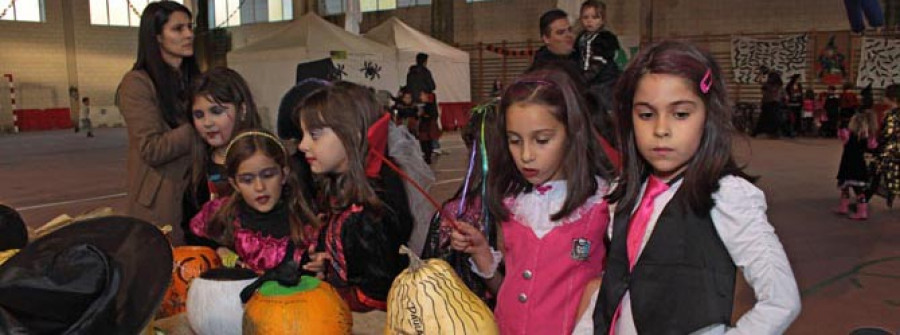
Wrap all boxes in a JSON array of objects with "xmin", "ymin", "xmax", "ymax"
[
  {"xmin": 364, "ymin": 17, "xmax": 471, "ymax": 103},
  {"xmin": 229, "ymin": 13, "xmax": 399, "ymax": 129}
]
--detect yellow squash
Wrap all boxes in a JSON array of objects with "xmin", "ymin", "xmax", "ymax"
[{"xmin": 385, "ymin": 246, "xmax": 498, "ymax": 335}]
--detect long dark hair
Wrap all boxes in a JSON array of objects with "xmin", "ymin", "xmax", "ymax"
[
  {"xmin": 206, "ymin": 130, "xmax": 320, "ymax": 247},
  {"xmin": 133, "ymin": 1, "xmax": 200, "ymax": 128},
  {"xmin": 298, "ymin": 82, "xmax": 386, "ymax": 212},
  {"xmin": 609, "ymin": 40, "xmax": 754, "ymax": 216},
  {"xmin": 189, "ymin": 67, "xmax": 263, "ymax": 196},
  {"xmin": 487, "ymin": 69, "xmax": 615, "ymax": 222}
]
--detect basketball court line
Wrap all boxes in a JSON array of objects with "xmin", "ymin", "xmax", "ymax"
[{"xmin": 16, "ymin": 192, "xmax": 127, "ymax": 211}]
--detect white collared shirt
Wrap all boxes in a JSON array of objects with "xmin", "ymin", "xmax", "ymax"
[
  {"xmin": 508, "ymin": 178, "xmax": 608, "ymax": 239},
  {"xmin": 574, "ymin": 176, "xmax": 801, "ymax": 335}
]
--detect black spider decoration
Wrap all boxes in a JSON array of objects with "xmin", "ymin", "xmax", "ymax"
[
  {"xmin": 360, "ymin": 61, "xmax": 382, "ymax": 81},
  {"xmin": 332, "ymin": 64, "xmax": 348, "ymax": 80}
]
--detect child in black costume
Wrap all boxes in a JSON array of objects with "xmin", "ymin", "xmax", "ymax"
[
  {"xmin": 297, "ymin": 82, "xmax": 414, "ymax": 312},
  {"xmin": 575, "ymin": 0, "xmax": 621, "ymax": 112}
]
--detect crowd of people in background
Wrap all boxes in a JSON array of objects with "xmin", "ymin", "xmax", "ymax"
[
  {"xmin": 748, "ymin": 65, "xmax": 899, "ymax": 221},
  {"xmin": 4, "ymin": 0, "xmax": 900, "ymax": 334}
]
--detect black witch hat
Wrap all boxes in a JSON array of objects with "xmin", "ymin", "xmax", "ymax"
[
  {"xmin": 0, "ymin": 205, "xmax": 27, "ymax": 252},
  {"xmin": 0, "ymin": 216, "xmax": 173, "ymax": 334}
]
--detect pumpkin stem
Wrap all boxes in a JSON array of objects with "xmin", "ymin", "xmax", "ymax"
[{"xmin": 399, "ymin": 245, "xmax": 424, "ymax": 271}]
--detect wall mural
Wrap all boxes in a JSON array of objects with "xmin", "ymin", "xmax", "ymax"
[
  {"xmin": 732, "ymin": 34, "xmax": 809, "ymax": 84},
  {"xmin": 856, "ymin": 37, "xmax": 900, "ymax": 89}
]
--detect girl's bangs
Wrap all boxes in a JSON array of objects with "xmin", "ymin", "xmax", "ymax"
[{"xmin": 299, "ymin": 94, "xmax": 332, "ymax": 131}]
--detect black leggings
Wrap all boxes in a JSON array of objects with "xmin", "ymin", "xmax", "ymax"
[{"xmin": 420, "ymin": 140, "xmax": 433, "ymax": 164}]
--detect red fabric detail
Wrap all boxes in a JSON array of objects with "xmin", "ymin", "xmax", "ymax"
[
  {"xmin": 206, "ymin": 180, "xmax": 218, "ymax": 199},
  {"xmin": 335, "ymin": 287, "xmax": 386, "ymax": 312},
  {"xmin": 325, "ymin": 210, "xmax": 353, "ymax": 282},
  {"xmin": 369, "ymin": 147, "xmax": 454, "ymax": 230},
  {"xmin": 355, "ymin": 288, "xmax": 387, "ymax": 311},
  {"xmin": 365, "ymin": 113, "xmax": 391, "ymax": 178},
  {"xmin": 840, "ymin": 92, "xmax": 859, "ymax": 109},
  {"xmin": 597, "ymin": 134, "xmax": 622, "ymax": 171},
  {"xmin": 350, "ymin": 204, "xmax": 363, "ymax": 213}
]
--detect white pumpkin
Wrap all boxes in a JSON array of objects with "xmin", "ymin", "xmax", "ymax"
[{"xmin": 186, "ymin": 268, "xmax": 258, "ymax": 335}]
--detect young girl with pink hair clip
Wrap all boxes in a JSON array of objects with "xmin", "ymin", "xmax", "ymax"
[{"xmin": 581, "ymin": 40, "xmax": 801, "ymax": 335}]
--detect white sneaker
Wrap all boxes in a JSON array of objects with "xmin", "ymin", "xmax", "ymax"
[{"xmin": 433, "ymin": 148, "xmax": 444, "ymax": 155}]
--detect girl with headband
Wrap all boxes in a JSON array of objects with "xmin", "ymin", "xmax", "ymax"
[{"xmin": 190, "ymin": 129, "xmax": 321, "ymax": 273}]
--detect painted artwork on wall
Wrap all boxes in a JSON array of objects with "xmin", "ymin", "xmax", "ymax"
[
  {"xmin": 856, "ymin": 37, "xmax": 900, "ymax": 88},
  {"xmin": 814, "ymin": 34, "xmax": 850, "ymax": 86},
  {"xmin": 732, "ymin": 34, "xmax": 809, "ymax": 84}
]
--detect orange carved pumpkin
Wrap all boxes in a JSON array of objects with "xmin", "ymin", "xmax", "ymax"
[
  {"xmin": 158, "ymin": 246, "xmax": 222, "ymax": 318},
  {"xmin": 243, "ymin": 276, "xmax": 352, "ymax": 334}
]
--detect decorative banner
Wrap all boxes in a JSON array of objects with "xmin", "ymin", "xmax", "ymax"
[
  {"xmin": 731, "ymin": 34, "xmax": 809, "ymax": 84},
  {"xmin": 814, "ymin": 33, "xmax": 850, "ymax": 85},
  {"xmin": 856, "ymin": 37, "xmax": 900, "ymax": 89},
  {"xmin": 484, "ymin": 44, "xmax": 537, "ymax": 58},
  {"xmin": 0, "ymin": 0, "xmax": 16, "ymax": 19}
]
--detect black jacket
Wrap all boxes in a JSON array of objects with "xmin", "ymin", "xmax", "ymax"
[
  {"xmin": 529, "ymin": 46, "xmax": 580, "ymax": 74},
  {"xmin": 405, "ymin": 65, "xmax": 435, "ymax": 102},
  {"xmin": 575, "ymin": 30, "xmax": 621, "ymax": 86},
  {"xmin": 316, "ymin": 161, "xmax": 413, "ymax": 305}
]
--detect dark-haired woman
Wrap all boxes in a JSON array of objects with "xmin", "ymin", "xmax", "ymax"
[{"xmin": 117, "ymin": 1, "xmax": 200, "ymax": 245}]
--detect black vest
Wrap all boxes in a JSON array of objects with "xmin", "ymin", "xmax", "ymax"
[{"xmin": 593, "ymin": 186, "xmax": 736, "ymax": 335}]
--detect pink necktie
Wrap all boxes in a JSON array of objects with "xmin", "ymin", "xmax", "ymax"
[
  {"xmin": 609, "ymin": 176, "xmax": 670, "ymax": 334},
  {"xmin": 626, "ymin": 176, "xmax": 670, "ymax": 270}
]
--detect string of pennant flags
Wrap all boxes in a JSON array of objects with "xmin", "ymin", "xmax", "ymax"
[
  {"xmin": 0, "ymin": 0, "xmax": 16, "ymax": 20},
  {"xmin": 484, "ymin": 43, "xmax": 538, "ymax": 58},
  {"xmin": 126, "ymin": 0, "xmax": 142, "ymax": 17},
  {"xmin": 212, "ymin": 0, "xmax": 247, "ymax": 28}
]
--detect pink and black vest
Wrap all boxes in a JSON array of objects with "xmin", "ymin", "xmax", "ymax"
[{"xmin": 593, "ymin": 187, "xmax": 736, "ymax": 334}]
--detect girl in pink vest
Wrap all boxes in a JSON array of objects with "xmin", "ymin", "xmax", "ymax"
[{"xmin": 449, "ymin": 68, "xmax": 616, "ymax": 334}]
